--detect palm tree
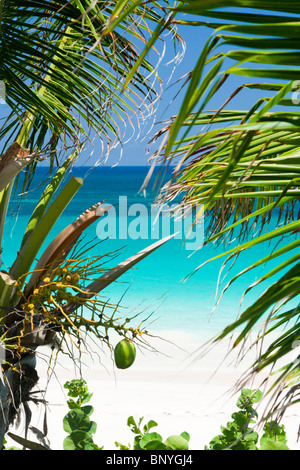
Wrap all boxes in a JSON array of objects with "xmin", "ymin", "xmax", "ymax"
[
  {"xmin": 1, "ymin": 1, "xmax": 174, "ymax": 168},
  {"xmin": 123, "ymin": 1, "xmax": 300, "ymax": 421},
  {"xmin": 4, "ymin": 0, "xmax": 299, "ymax": 449},
  {"xmin": 0, "ymin": 1, "xmax": 179, "ymax": 448}
]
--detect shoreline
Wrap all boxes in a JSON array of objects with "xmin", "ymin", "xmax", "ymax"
[{"xmin": 5, "ymin": 329, "xmax": 300, "ymax": 450}]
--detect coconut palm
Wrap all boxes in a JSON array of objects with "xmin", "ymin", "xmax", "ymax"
[
  {"xmin": 0, "ymin": 0, "xmax": 175, "ymax": 258},
  {"xmin": 0, "ymin": 169, "xmax": 173, "ymax": 448},
  {"xmin": 0, "ymin": 0, "xmax": 174, "ymax": 170},
  {"xmin": 0, "ymin": 0, "xmax": 179, "ymax": 449},
  {"xmin": 123, "ymin": 1, "xmax": 300, "ymax": 419}
]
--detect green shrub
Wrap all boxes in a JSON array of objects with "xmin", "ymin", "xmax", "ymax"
[
  {"xmin": 115, "ymin": 416, "xmax": 190, "ymax": 450},
  {"xmin": 60, "ymin": 381, "xmax": 290, "ymax": 451},
  {"xmin": 63, "ymin": 379, "xmax": 102, "ymax": 450},
  {"xmin": 205, "ymin": 388, "xmax": 289, "ymax": 450}
]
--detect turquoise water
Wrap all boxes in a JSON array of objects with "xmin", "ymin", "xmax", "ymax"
[{"xmin": 3, "ymin": 166, "xmax": 299, "ymax": 339}]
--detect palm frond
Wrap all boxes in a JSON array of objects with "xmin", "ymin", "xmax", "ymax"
[
  {"xmin": 0, "ymin": 1, "xmax": 179, "ymax": 173},
  {"xmin": 124, "ymin": 1, "xmax": 300, "ymax": 408}
]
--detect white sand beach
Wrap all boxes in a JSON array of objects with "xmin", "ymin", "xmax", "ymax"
[{"xmin": 5, "ymin": 329, "xmax": 300, "ymax": 450}]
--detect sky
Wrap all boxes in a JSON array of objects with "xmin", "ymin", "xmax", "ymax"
[
  {"xmin": 76, "ymin": 22, "xmax": 233, "ymax": 167},
  {"xmin": 0, "ymin": 9, "xmax": 209, "ymax": 168},
  {"xmin": 1, "ymin": 7, "xmax": 295, "ymax": 168},
  {"xmin": 75, "ymin": 11, "xmax": 290, "ymax": 168},
  {"xmin": 75, "ymin": 22, "xmax": 206, "ymax": 167}
]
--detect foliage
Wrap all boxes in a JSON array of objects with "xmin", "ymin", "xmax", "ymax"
[
  {"xmin": 122, "ymin": 0, "xmax": 300, "ymax": 416},
  {"xmin": 206, "ymin": 389, "xmax": 289, "ymax": 450},
  {"xmin": 0, "ymin": 0, "xmax": 178, "ymax": 447},
  {"xmin": 0, "ymin": 1, "xmax": 176, "ymax": 174},
  {"xmin": 2, "ymin": 437, "xmax": 21, "ymax": 451},
  {"xmin": 63, "ymin": 381, "xmax": 190, "ymax": 451},
  {"xmin": 63, "ymin": 379, "xmax": 102, "ymax": 450},
  {"xmin": 115, "ymin": 415, "xmax": 190, "ymax": 451},
  {"xmin": 0, "ymin": 169, "xmax": 172, "ymax": 366},
  {"xmin": 2, "ymin": 0, "xmax": 299, "ymax": 449},
  {"xmin": 62, "ymin": 380, "xmax": 190, "ymax": 451},
  {"xmin": 4, "ymin": 381, "xmax": 292, "ymax": 451}
]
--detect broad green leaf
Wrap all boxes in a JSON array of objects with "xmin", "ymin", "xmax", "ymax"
[
  {"xmin": 164, "ymin": 435, "xmax": 189, "ymax": 450},
  {"xmin": 139, "ymin": 432, "xmax": 163, "ymax": 449},
  {"xmin": 87, "ymin": 421, "xmax": 97, "ymax": 436},
  {"xmin": 81, "ymin": 405, "xmax": 94, "ymax": 417},
  {"xmin": 144, "ymin": 420, "xmax": 158, "ymax": 432},
  {"xmin": 180, "ymin": 431, "xmax": 190, "ymax": 442},
  {"xmin": 259, "ymin": 437, "xmax": 290, "ymax": 450},
  {"xmin": 63, "ymin": 409, "xmax": 91, "ymax": 434},
  {"xmin": 63, "ymin": 431, "xmax": 93, "ymax": 451}
]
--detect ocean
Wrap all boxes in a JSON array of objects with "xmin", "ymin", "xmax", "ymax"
[{"xmin": 3, "ymin": 166, "xmax": 299, "ymax": 341}]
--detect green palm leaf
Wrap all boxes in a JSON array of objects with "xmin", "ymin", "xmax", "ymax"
[
  {"xmin": 0, "ymin": 1, "xmax": 176, "ymax": 167},
  {"xmin": 126, "ymin": 1, "xmax": 300, "ymax": 411}
]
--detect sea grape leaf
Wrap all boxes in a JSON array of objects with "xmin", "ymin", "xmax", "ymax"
[
  {"xmin": 261, "ymin": 421, "xmax": 288, "ymax": 443},
  {"xmin": 63, "ymin": 409, "xmax": 91, "ymax": 434},
  {"xmin": 143, "ymin": 420, "xmax": 158, "ymax": 432},
  {"xmin": 67, "ymin": 399, "xmax": 81, "ymax": 410},
  {"xmin": 139, "ymin": 432, "xmax": 163, "ymax": 449},
  {"xmin": 63, "ymin": 431, "xmax": 93, "ymax": 450},
  {"xmin": 127, "ymin": 416, "xmax": 142, "ymax": 435},
  {"xmin": 81, "ymin": 405, "xmax": 94, "ymax": 417},
  {"xmin": 143, "ymin": 440, "xmax": 168, "ymax": 450},
  {"xmin": 231, "ymin": 412, "xmax": 251, "ymax": 430},
  {"xmin": 237, "ymin": 389, "xmax": 262, "ymax": 409},
  {"xmin": 164, "ymin": 435, "xmax": 189, "ymax": 450},
  {"xmin": 87, "ymin": 420, "xmax": 97, "ymax": 435},
  {"xmin": 180, "ymin": 432, "xmax": 190, "ymax": 442},
  {"xmin": 259, "ymin": 438, "xmax": 290, "ymax": 450}
]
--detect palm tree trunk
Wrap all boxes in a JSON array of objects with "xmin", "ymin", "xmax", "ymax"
[
  {"xmin": 0, "ymin": 317, "xmax": 58, "ymax": 448},
  {"xmin": 0, "ymin": 353, "xmax": 38, "ymax": 449}
]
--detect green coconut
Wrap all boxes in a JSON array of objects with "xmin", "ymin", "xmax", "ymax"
[{"xmin": 114, "ymin": 339, "xmax": 136, "ymax": 369}]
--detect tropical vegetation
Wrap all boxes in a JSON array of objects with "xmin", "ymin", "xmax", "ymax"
[
  {"xmin": 4, "ymin": 380, "xmax": 290, "ymax": 450},
  {"xmin": 0, "ymin": 0, "xmax": 300, "ymax": 450},
  {"xmin": 0, "ymin": 0, "xmax": 177, "ymax": 449},
  {"xmin": 205, "ymin": 388, "xmax": 289, "ymax": 450},
  {"xmin": 126, "ymin": 1, "xmax": 300, "ymax": 421}
]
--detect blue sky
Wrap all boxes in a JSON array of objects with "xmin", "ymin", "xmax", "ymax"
[
  {"xmin": 2, "ymin": 7, "xmax": 295, "ymax": 168},
  {"xmin": 76, "ymin": 22, "xmax": 207, "ymax": 167},
  {"xmin": 76, "ymin": 11, "xmax": 290, "ymax": 168}
]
